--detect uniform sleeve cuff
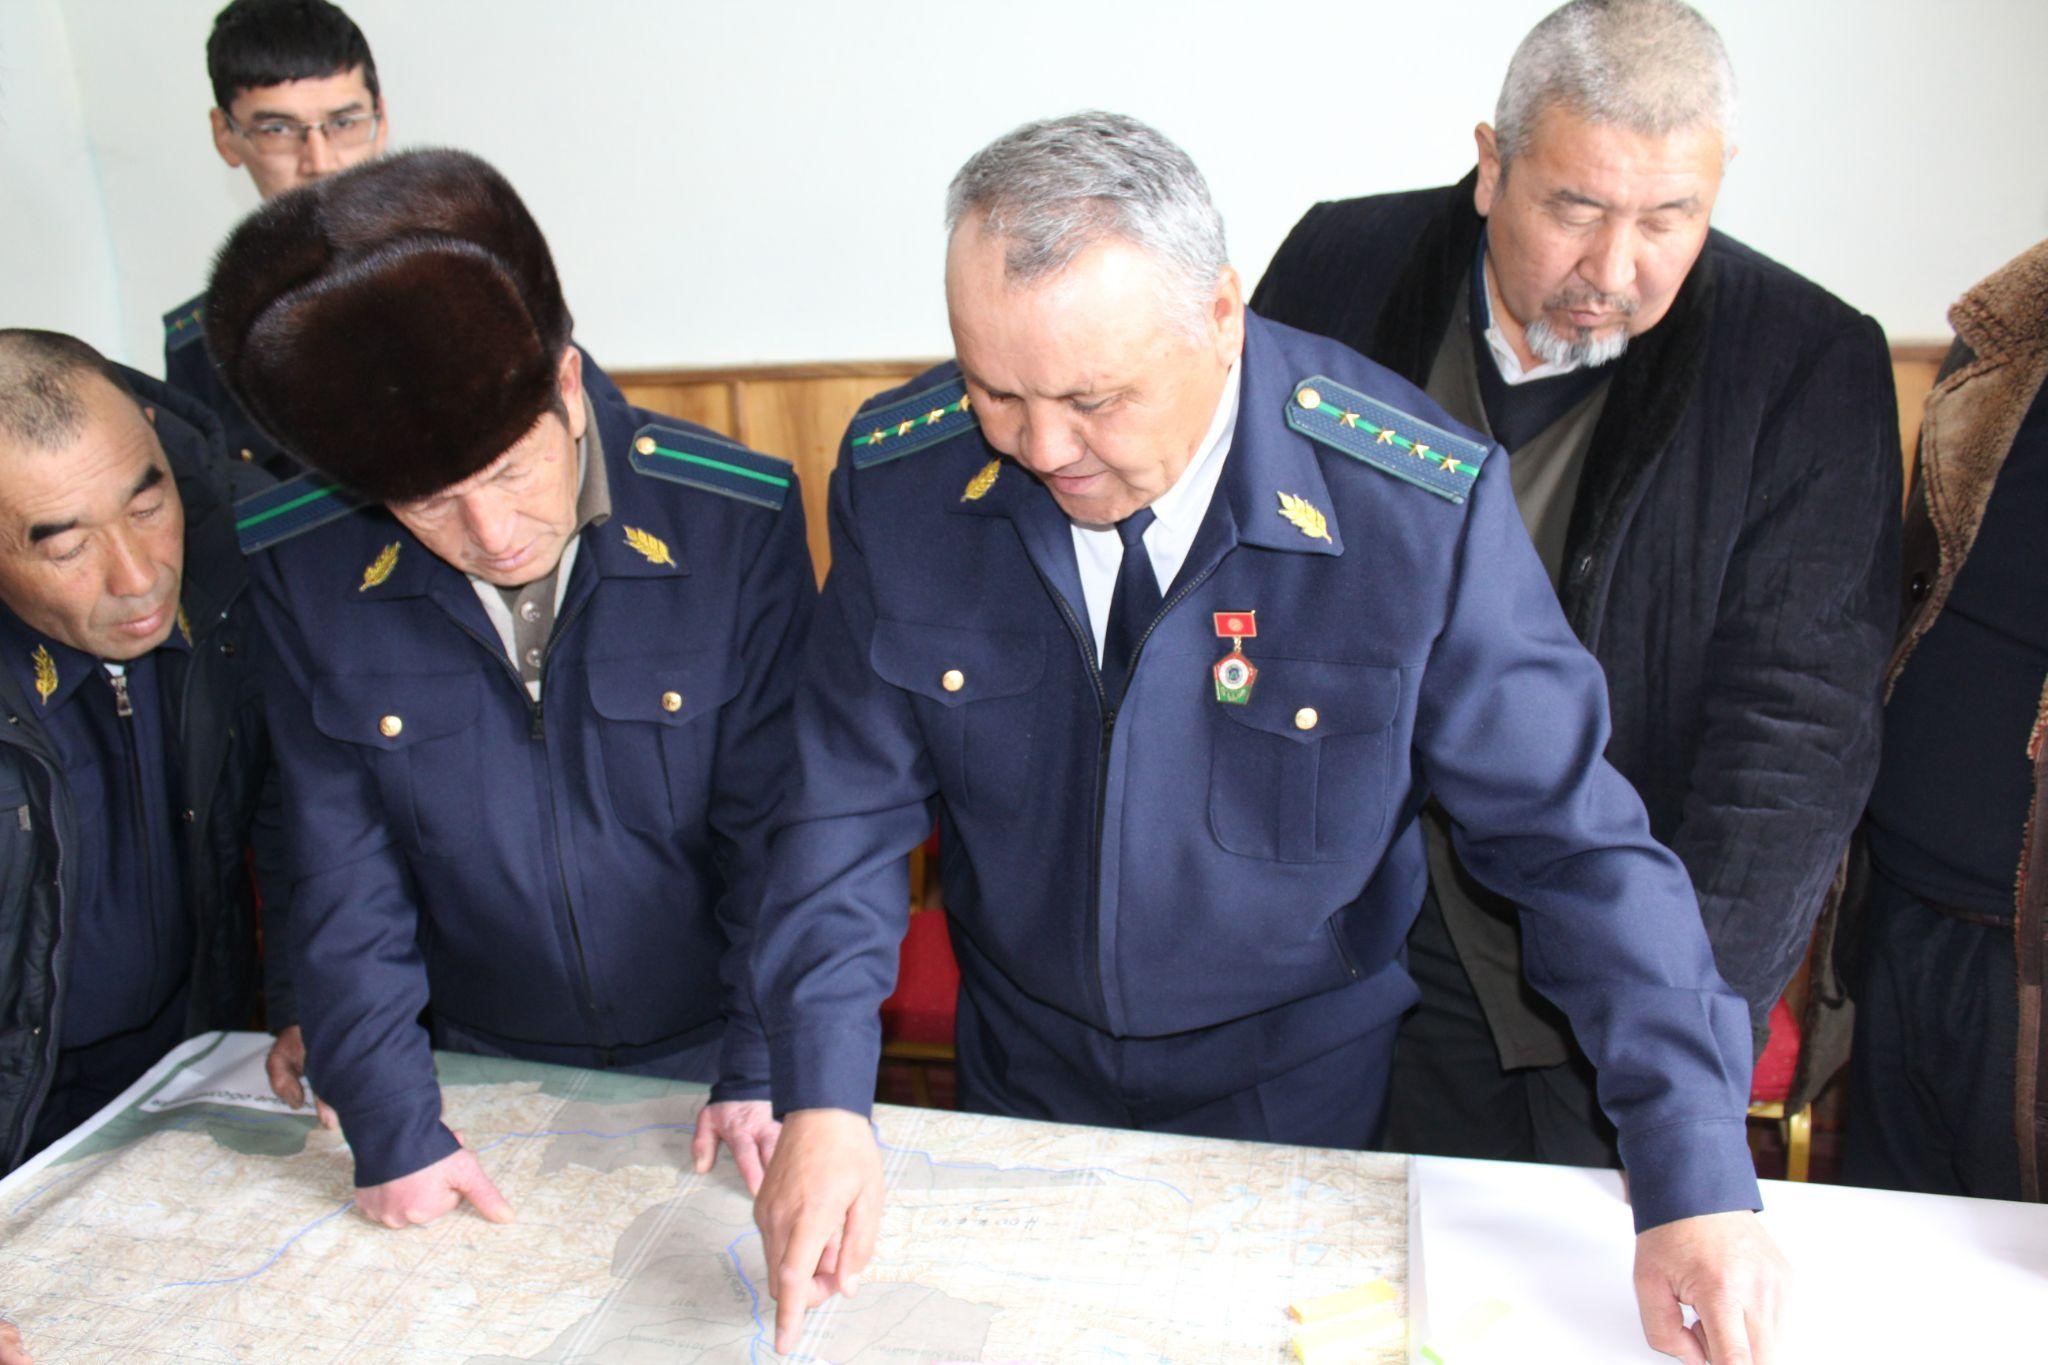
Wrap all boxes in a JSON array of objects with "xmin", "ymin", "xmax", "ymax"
[
  {"xmin": 340, "ymin": 1085, "xmax": 460, "ymax": 1188},
  {"xmin": 711, "ymin": 1020, "xmax": 773, "ymax": 1103},
  {"xmin": 1619, "ymin": 1117, "xmax": 1762, "ymax": 1233},
  {"xmin": 768, "ymin": 1020, "xmax": 883, "ymax": 1119}
]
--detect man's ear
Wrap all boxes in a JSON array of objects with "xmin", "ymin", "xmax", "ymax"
[
  {"xmin": 211, "ymin": 106, "xmax": 245, "ymax": 170},
  {"xmin": 1473, "ymin": 123, "xmax": 1503, "ymax": 218}
]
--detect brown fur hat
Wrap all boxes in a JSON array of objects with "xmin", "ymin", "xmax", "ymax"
[{"xmin": 204, "ymin": 148, "xmax": 573, "ymax": 503}]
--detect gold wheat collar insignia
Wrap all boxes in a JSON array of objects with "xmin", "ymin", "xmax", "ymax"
[
  {"xmin": 623, "ymin": 525, "xmax": 676, "ymax": 567},
  {"xmin": 961, "ymin": 459, "xmax": 1002, "ymax": 502},
  {"xmin": 1276, "ymin": 491, "xmax": 1332, "ymax": 543},
  {"xmin": 31, "ymin": 645, "xmax": 57, "ymax": 706},
  {"xmin": 359, "ymin": 542, "xmax": 400, "ymax": 592}
]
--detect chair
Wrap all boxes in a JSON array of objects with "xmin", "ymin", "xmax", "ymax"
[
  {"xmin": 879, "ymin": 892, "xmax": 960, "ymax": 1108},
  {"xmin": 1747, "ymin": 995, "xmax": 1812, "ymax": 1181}
]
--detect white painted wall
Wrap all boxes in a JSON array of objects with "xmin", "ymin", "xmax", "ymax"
[
  {"xmin": 0, "ymin": 0, "xmax": 124, "ymax": 362},
  {"xmin": 13, "ymin": 0, "xmax": 2048, "ymax": 371}
]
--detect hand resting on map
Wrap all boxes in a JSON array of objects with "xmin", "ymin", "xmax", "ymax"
[
  {"xmin": 0, "ymin": 1317, "xmax": 31, "ymax": 1365},
  {"xmin": 263, "ymin": 1026, "xmax": 338, "ymax": 1129},
  {"xmin": 354, "ymin": 1134, "xmax": 515, "ymax": 1229},
  {"xmin": 692, "ymin": 1099, "xmax": 779, "ymax": 1194}
]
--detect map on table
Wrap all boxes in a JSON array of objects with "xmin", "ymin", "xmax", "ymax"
[{"xmin": 0, "ymin": 1032, "xmax": 1409, "ymax": 1363}]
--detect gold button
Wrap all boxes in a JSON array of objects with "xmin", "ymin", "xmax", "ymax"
[
  {"xmin": 634, "ymin": 436, "xmax": 657, "ymax": 456},
  {"xmin": 1295, "ymin": 387, "xmax": 1322, "ymax": 411},
  {"xmin": 378, "ymin": 714, "xmax": 403, "ymax": 738},
  {"xmin": 661, "ymin": 691, "xmax": 683, "ymax": 713},
  {"xmin": 941, "ymin": 669, "xmax": 965, "ymax": 693},
  {"xmin": 239, "ymin": 447, "xmax": 254, "ymax": 462},
  {"xmin": 1294, "ymin": 707, "xmax": 1319, "ymax": 731}
]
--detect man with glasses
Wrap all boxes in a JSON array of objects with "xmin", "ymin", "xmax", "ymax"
[{"xmin": 162, "ymin": 0, "xmax": 388, "ymax": 477}]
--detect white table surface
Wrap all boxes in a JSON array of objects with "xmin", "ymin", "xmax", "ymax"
[{"xmin": 1413, "ymin": 1154, "xmax": 2048, "ymax": 1362}]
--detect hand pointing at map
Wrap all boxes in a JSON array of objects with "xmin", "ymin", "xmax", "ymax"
[
  {"xmin": 754, "ymin": 1108, "xmax": 886, "ymax": 1352},
  {"xmin": 354, "ymin": 1137, "xmax": 516, "ymax": 1229}
]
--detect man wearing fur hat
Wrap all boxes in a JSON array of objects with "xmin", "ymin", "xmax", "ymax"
[{"xmin": 206, "ymin": 149, "xmax": 813, "ymax": 1226}]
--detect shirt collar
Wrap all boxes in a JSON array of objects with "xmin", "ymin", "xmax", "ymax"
[{"xmin": 0, "ymin": 602, "xmax": 185, "ymax": 714}]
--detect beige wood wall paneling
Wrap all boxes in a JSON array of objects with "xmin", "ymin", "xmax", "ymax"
[
  {"xmin": 617, "ymin": 348, "xmax": 1949, "ymax": 580},
  {"xmin": 1890, "ymin": 344, "xmax": 1949, "ymax": 502},
  {"xmin": 616, "ymin": 363, "xmax": 930, "ymax": 584}
]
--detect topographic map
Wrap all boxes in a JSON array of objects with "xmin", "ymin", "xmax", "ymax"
[{"xmin": 0, "ymin": 1032, "xmax": 1408, "ymax": 1363}]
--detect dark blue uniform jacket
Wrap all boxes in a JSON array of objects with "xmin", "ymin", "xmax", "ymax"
[
  {"xmin": 246, "ymin": 359, "xmax": 812, "ymax": 1186},
  {"xmin": 754, "ymin": 313, "xmax": 1759, "ymax": 1231},
  {"xmin": 0, "ymin": 370, "xmax": 287, "ymax": 1171},
  {"xmin": 163, "ymin": 293, "xmax": 294, "ymax": 477}
]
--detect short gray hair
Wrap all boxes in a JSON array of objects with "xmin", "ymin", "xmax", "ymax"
[
  {"xmin": 0, "ymin": 329, "xmax": 137, "ymax": 451},
  {"xmin": 945, "ymin": 111, "xmax": 1228, "ymax": 326},
  {"xmin": 1495, "ymin": 0, "xmax": 1737, "ymax": 165}
]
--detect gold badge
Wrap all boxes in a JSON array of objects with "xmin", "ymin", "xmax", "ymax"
[
  {"xmin": 31, "ymin": 645, "xmax": 57, "ymax": 706},
  {"xmin": 176, "ymin": 605, "xmax": 193, "ymax": 645},
  {"xmin": 1276, "ymin": 491, "xmax": 1332, "ymax": 544},
  {"xmin": 623, "ymin": 525, "xmax": 676, "ymax": 567},
  {"xmin": 961, "ymin": 459, "xmax": 1002, "ymax": 502},
  {"xmin": 359, "ymin": 542, "xmax": 400, "ymax": 592}
]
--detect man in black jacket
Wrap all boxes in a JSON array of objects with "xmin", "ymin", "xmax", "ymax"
[
  {"xmin": 1253, "ymin": 0, "xmax": 1899, "ymax": 1170},
  {"xmin": 0, "ymin": 330, "xmax": 287, "ymax": 1177}
]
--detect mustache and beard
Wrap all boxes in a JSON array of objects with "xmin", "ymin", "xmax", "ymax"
[{"xmin": 1525, "ymin": 288, "xmax": 1639, "ymax": 368}]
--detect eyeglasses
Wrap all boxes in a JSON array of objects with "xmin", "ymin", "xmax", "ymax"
[{"xmin": 224, "ymin": 109, "xmax": 380, "ymax": 157}]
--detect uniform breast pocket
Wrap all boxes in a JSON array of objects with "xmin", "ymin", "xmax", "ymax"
[
  {"xmin": 587, "ymin": 656, "xmax": 738, "ymax": 837},
  {"xmin": 311, "ymin": 671, "xmax": 483, "ymax": 860},
  {"xmin": 871, "ymin": 619, "xmax": 1045, "ymax": 816},
  {"xmin": 1208, "ymin": 658, "xmax": 1402, "ymax": 864}
]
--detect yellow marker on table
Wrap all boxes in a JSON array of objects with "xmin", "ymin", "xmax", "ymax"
[{"xmin": 1290, "ymin": 1303, "xmax": 1403, "ymax": 1361}]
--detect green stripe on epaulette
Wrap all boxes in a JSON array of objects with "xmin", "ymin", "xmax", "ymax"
[
  {"xmin": 1285, "ymin": 374, "xmax": 1490, "ymax": 504},
  {"xmin": 851, "ymin": 377, "xmax": 975, "ymax": 468},
  {"xmin": 234, "ymin": 473, "xmax": 367, "ymax": 554},
  {"xmin": 162, "ymin": 296, "xmax": 207, "ymax": 354},
  {"xmin": 629, "ymin": 425, "xmax": 792, "ymax": 512}
]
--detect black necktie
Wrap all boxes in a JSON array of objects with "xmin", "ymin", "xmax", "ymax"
[{"xmin": 1101, "ymin": 507, "xmax": 1160, "ymax": 707}]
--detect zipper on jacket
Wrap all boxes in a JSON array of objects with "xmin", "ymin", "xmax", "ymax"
[
  {"xmin": 108, "ymin": 669, "xmax": 164, "ymax": 1023},
  {"xmin": 1042, "ymin": 557, "xmax": 1219, "ymax": 1031},
  {"xmin": 536, "ymin": 590, "xmax": 604, "ymax": 1031},
  {"xmin": 444, "ymin": 609, "xmax": 604, "ymax": 1028}
]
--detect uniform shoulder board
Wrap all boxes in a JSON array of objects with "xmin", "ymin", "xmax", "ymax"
[
  {"xmin": 162, "ymin": 295, "xmax": 207, "ymax": 354},
  {"xmin": 629, "ymin": 423, "xmax": 792, "ymax": 511},
  {"xmin": 234, "ymin": 472, "xmax": 368, "ymax": 554},
  {"xmin": 850, "ymin": 375, "xmax": 975, "ymax": 469},
  {"xmin": 1285, "ymin": 374, "xmax": 1491, "ymax": 504}
]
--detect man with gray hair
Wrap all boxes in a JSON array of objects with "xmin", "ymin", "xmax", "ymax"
[
  {"xmin": 1255, "ymin": 0, "xmax": 1898, "ymax": 1172},
  {"xmin": 753, "ymin": 110, "xmax": 1785, "ymax": 1360}
]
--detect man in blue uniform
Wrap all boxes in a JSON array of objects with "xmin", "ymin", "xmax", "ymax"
[
  {"xmin": 752, "ymin": 113, "xmax": 1784, "ymax": 1359},
  {"xmin": 0, "ymin": 330, "xmax": 284, "ymax": 1177},
  {"xmin": 206, "ymin": 149, "xmax": 813, "ymax": 1228},
  {"xmin": 163, "ymin": 0, "xmax": 390, "ymax": 475}
]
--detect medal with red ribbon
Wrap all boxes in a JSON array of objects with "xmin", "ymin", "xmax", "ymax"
[{"xmin": 1211, "ymin": 610, "xmax": 1258, "ymax": 704}]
